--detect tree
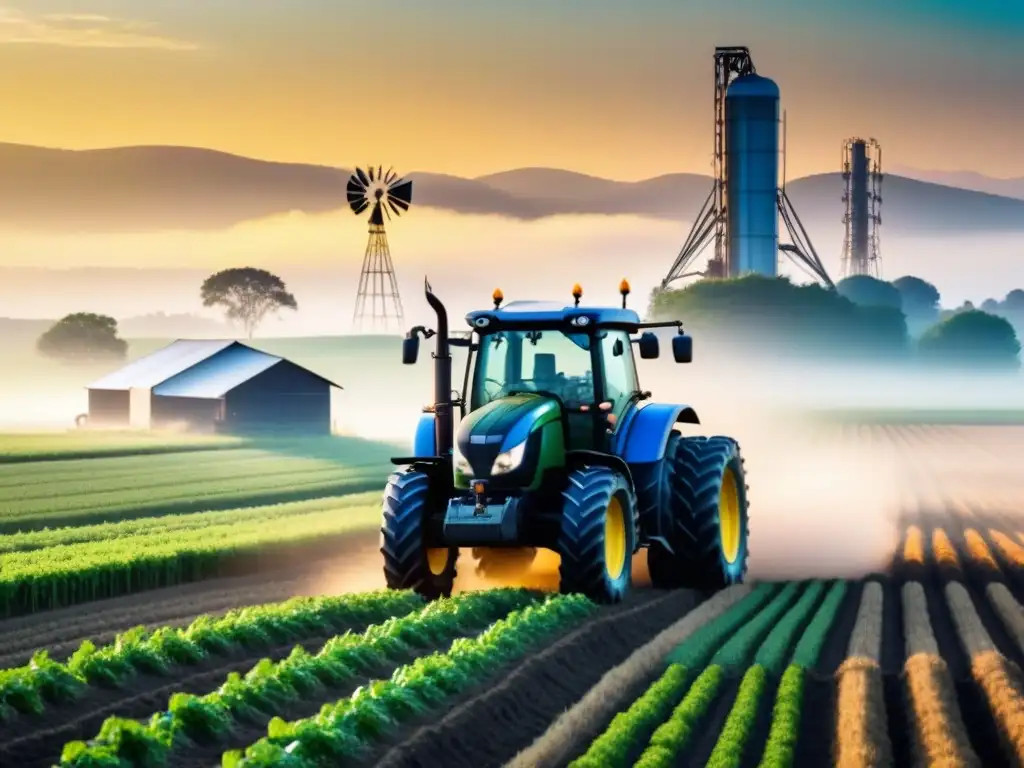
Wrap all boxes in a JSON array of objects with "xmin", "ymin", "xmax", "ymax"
[
  {"xmin": 836, "ymin": 275, "xmax": 903, "ymax": 309},
  {"xmin": 892, "ymin": 275, "xmax": 941, "ymax": 337},
  {"xmin": 648, "ymin": 274, "xmax": 908, "ymax": 362},
  {"xmin": 37, "ymin": 313, "xmax": 128, "ymax": 362},
  {"xmin": 200, "ymin": 268, "xmax": 297, "ymax": 339},
  {"xmin": 1004, "ymin": 289, "xmax": 1024, "ymax": 311},
  {"xmin": 981, "ymin": 298, "xmax": 1001, "ymax": 313},
  {"xmin": 918, "ymin": 310, "xmax": 1021, "ymax": 370}
]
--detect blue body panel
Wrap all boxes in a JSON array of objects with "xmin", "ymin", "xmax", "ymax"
[
  {"xmin": 413, "ymin": 413, "xmax": 437, "ymax": 456},
  {"xmin": 465, "ymin": 301, "xmax": 642, "ymax": 330},
  {"xmin": 618, "ymin": 403, "xmax": 700, "ymax": 464}
]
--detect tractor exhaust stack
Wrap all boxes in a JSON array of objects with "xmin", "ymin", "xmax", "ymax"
[{"xmin": 424, "ymin": 278, "xmax": 454, "ymax": 467}]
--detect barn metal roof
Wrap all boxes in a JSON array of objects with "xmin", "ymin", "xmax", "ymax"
[
  {"xmin": 87, "ymin": 340, "xmax": 237, "ymax": 390},
  {"xmin": 87, "ymin": 339, "xmax": 342, "ymax": 398},
  {"xmin": 153, "ymin": 344, "xmax": 283, "ymax": 399}
]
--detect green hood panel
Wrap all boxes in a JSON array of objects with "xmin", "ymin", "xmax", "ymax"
[{"xmin": 457, "ymin": 394, "xmax": 559, "ymax": 453}]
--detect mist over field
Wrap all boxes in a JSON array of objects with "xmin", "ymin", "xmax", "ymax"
[{"xmin": 0, "ymin": 208, "xmax": 1023, "ymax": 334}]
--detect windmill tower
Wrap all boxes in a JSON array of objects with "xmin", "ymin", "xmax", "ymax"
[{"xmin": 347, "ymin": 166, "xmax": 413, "ymax": 332}]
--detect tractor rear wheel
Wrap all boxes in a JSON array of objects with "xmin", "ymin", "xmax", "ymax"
[
  {"xmin": 381, "ymin": 467, "xmax": 458, "ymax": 599},
  {"xmin": 557, "ymin": 466, "xmax": 637, "ymax": 603},
  {"xmin": 650, "ymin": 436, "xmax": 749, "ymax": 590}
]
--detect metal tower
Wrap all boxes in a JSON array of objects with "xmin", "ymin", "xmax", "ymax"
[
  {"xmin": 661, "ymin": 46, "xmax": 833, "ymax": 289},
  {"xmin": 347, "ymin": 166, "xmax": 412, "ymax": 333},
  {"xmin": 840, "ymin": 138, "xmax": 883, "ymax": 278}
]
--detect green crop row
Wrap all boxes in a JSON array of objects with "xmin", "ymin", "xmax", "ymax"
[
  {"xmin": 752, "ymin": 580, "xmax": 849, "ymax": 768},
  {"xmin": 706, "ymin": 664, "xmax": 768, "ymax": 768},
  {"xmin": 0, "ymin": 589, "xmax": 423, "ymax": 720},
  {"xmin": 710, "ymin": 583, "xmax": 802, "ymax": 673},
  {"xmin": 0, "ymin": 467, "xmax": 385, "ymax": 533},
  {"xmin": 634, "ymin": 665, "xmax": 726, "ymax": 768},
  {"xmin": 0, "ymin": 501, "xmax": 383, "ymax": 616},
  {"xmin": 0, "ymin": 431, "xmax": 242, "ymax": 463},
  {"xmin": 753, "ymin": 581, "xmax": 826, "ymax": 676},
  {"xmin": 666, "ymin": 582, "xmax": 781, "ymax": 668},
  {"xmin": 757, "ymin": 665, "xmax": 804, "ymax": 768},
  {"xmin": 0, "ymin": 492, "xmax": 381, "ymax": 555},
  {"xmin": 790, "ymin": 580, "xmax": 848, "ymax": 668},
  {"xmin": 569, "ymin": 664, "xmax": 689, "ymax": 768},
  {"xmin": 571, "ymin": 585, "xmax": 780, "ymax": 768},
  {"xmin": 62, "ymin": 588, "xmax": 548, "ymax": 767},
  {"xmin": 0, "ymin": 447, "xmax": 281, "ymax": 491},
  {"xmin": 220, "ymin": 593, "xmax": 596, "ymax": 768},
  {"xmin": 0, "ymin": 456, "xmax": 344, "ymax": 504}
]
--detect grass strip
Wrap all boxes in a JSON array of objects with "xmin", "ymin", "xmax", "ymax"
[{"xmin": 633, "ymin": 665, "xmax": 725, "ymax": 768}]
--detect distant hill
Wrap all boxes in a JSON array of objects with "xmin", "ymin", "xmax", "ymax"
[
  {"xmin": 0, "ymin": 143, "xmax": 1023, "ymax": 234},
  {"xmin": 890, "ymin": 164, "xmax": 1024, "ymax": 201}
]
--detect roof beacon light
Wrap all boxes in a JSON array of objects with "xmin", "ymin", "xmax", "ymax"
[
  {"xmin": 572, "ymin": 283, "xmax": 583, "ymax": 307},
  {"xmin": 619, "ymin": 278, "xmax": 631, "ymax": 308},
  {"xmin": 492, "ymin": 288, "xmax": 504, "ymax": 309}
]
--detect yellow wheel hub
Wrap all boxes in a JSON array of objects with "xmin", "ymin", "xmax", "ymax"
[
  {"xmin": 604, "ymin": 496, "xmax": 627, "ymax": 580},
  {"xmin": 426, "ymin": 548, "xmax": 450, "ymax": 576},
  {"xmin": 719, "ymin": 467, "xmax": 741, "ymax": 564}
]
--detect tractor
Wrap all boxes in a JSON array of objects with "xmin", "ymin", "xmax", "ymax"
[{"xmin": 380, "ymin": 278, "xmax": 750, "ymax": 603}]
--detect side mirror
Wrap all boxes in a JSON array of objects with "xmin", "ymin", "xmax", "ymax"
[
  {"xmin": 402, "ymin": 335, "xmax": 420, "ymax": 365},
  {"xmin": 637, "ymin": 332, "xmax": 660, "ymax": 359},
  {"xmin": 611, "ymin": 338, "xmax": 624, "ymax": 357},
  {"xmin": 672, "ymin": 334, "xmax": 693, "ymax": 364}
]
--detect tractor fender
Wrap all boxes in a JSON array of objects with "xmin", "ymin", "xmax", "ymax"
[
  {"xmin": 413, "ymin": 413, "xmax": 436, "ymax": 456},
  {"xmin": 617, "ymin": 403, "xmax": 700, "ymax": 464}
]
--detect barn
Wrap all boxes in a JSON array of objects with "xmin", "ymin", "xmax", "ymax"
[{"xmin": 85, "ymin": 340, "xmax": 340, "ymax": 435}]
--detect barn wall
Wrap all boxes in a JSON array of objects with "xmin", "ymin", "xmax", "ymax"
[
  {"xmin": 151, "ymin": 395, "xmax": 223, "ymax": 433},
  {"xmin": 87, "ymin": 389, "xmax": 130, "ymax": 427},
  {"xmin": 223, "ymin": 362, "xmax": 331, "ymax": 436}
]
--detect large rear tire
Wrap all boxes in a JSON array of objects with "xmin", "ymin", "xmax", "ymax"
[
  {"xmin": 557, "ymin": 466, "xmax": 637, "ymax": 604},
  {"xmin": 651, "ymin": 436, "xmax": 749, "ymax": 590},
  {"xmin": 380, "ymin": 468, "xmax": 458, "ymax": 600}
]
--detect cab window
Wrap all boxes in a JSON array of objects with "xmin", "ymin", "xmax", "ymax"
[{"xmin": 600, "ymin": 331, "xmax": 639, "ymax": 427}]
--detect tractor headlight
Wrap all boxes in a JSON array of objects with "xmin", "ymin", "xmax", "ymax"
[
  {"xmin": 491, "ymin": 439, "xmax": 527, "ymax": 475},
  {"xmin": 452, "ymin": 445, "xmax": 472, "ymax": 476}
]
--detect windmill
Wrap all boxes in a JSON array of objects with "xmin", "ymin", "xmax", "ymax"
[{"xmin": 347, "ymin": 166, "xmax": 413, "ymax": 332}]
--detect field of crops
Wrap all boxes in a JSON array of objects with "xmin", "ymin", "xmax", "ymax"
[{"xmin": 0, "ymin": 424, "xmax": 1022, "ymax": 766}]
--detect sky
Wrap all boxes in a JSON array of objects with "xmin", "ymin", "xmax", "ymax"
[{"xmin": 0, "ymin": 0, "xmax": 1021, "ymax": 180}]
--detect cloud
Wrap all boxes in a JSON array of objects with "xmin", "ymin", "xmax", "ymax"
[{"xmin": 0, "ymin": 6, "xmax": 198, "ymax": 50}]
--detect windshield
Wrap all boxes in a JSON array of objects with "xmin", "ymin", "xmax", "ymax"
[{"xmin": 472, "ymin": 330, "xmax": 595, "ymax": 409}]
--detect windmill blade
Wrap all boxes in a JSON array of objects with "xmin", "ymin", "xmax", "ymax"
[
  {"xmin": 382, "ymin": 201, "xmax": 392, "ymax": 221},
  {"xmin": 388, "ymin": 179, "xmax": 413, "ymax": 209},
  {"xmin": 386, "ymin": 192, "xmax": 410, "ymax": 213},
  {"xmin": 384, "ymin": 166, "xmax": 395, "ymax": 184},
  {"xmin": 386, "ymin": 198, "xmax": 402, "ymax": 217},
  {"xmin": 351, "ymin": 198, "xmax": 370, "ymax": 215},
  {"xmin": 378, "ymin": 164, "xmax": 383, "ymax": 182},
  {"xmin": 346, "ymin": 177, "xmax": 367, "ymax": 213},
  {"xmin": 368, "ymin": 166, "xmax": 375, "ymax": 183},
  {"xmin": 355, "ymin": 167, "xmax": 370, "ymax": 186}
]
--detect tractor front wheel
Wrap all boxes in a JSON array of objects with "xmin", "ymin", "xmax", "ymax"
[
  {"xmin": 381, "ymin": 468, "xmax": 458, "ymax": 600},
  {"xmin": 557, "ymin": 466, "xmax": 637, "ymax": 603}
]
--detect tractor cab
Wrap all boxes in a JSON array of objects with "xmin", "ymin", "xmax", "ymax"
[{"xmin": 388, "ymin": 278, "xmax": 748, "ymax": 607}]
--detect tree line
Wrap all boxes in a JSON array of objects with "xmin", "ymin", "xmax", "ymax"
[
  {"xmin": 37, "ymin": 268, "xmax": 297, "ymax": 362},
  {"xmin": 649, "ymin": 273, "xmax": 1022, "ymax": 370}
]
